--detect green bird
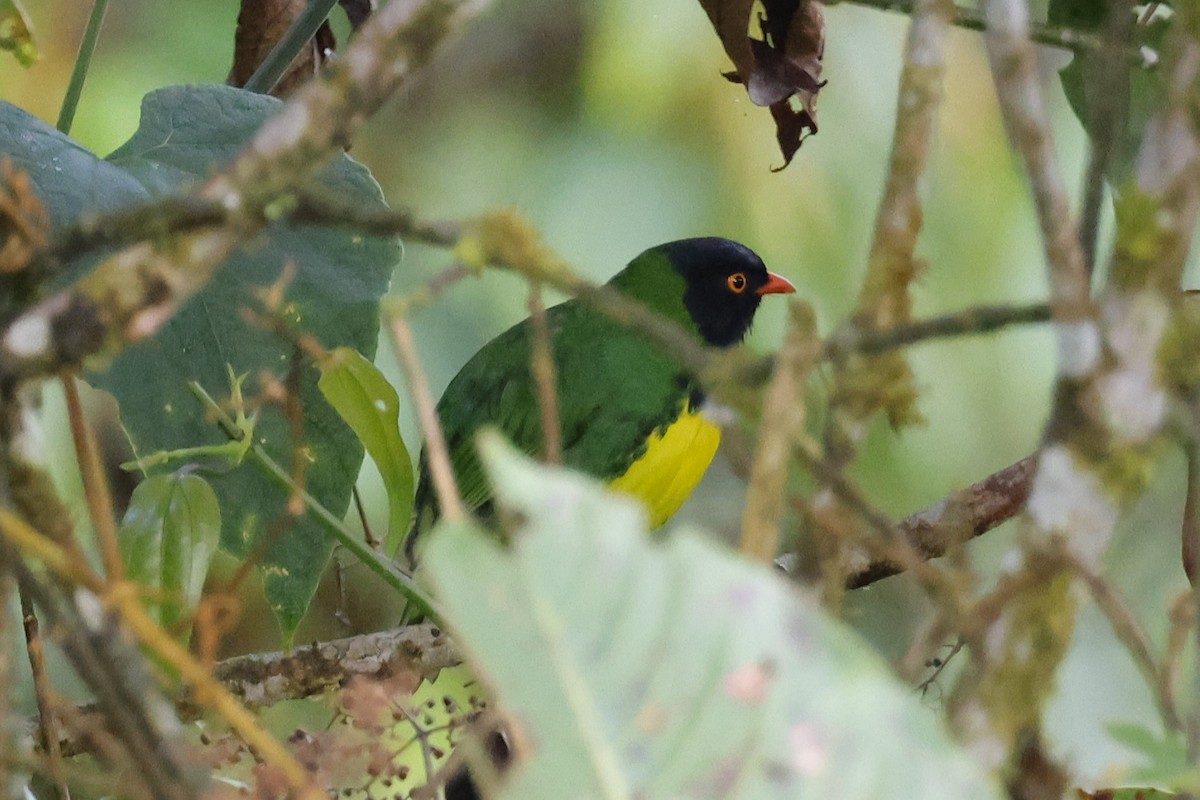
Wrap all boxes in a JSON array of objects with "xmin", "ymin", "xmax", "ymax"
[{"xmin": 404, "ymin": 237, "xmax": 794, "ymax": 565}]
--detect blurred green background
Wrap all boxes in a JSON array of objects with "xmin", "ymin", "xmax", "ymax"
[{"xmin": 2, "ymin": 0, "xmax": 1194, "ymax": 789}]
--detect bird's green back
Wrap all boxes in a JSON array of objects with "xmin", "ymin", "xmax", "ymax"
[{"xmin": 413, "ymin": 249, "xmax": 701, "ymax": 527}]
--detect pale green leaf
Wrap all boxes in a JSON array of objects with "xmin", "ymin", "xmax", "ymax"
[
  {"xmin": 423, "ymin": 434, "xmax": 1003, "ymax": 800},
  {"xmin": 119, "ymin": 472, "xmax": 221, "ymax": 633}
]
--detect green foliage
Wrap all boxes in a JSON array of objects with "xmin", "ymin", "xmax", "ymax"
[
  {"xmin": 1051, "ymin": 1, "xmax": 1170, "ymax": 183},
  {"xmin": 317, "ymin": 346, "xmax": 413, "ymax": 555},
  {"xmin": 0, "ymin": 100, "xmax": 145, "ymax": 236},
  {"xmin": 119, "ymin": 471, "xmax": 221, "ymax": 634},
  {"xmin": 424, "ymin": 434, "xmax": 1003, "ymax": 799},
  {"xmin": 1106, "ymin": 723, "xmax": 1200, "ymax": 793},
  {"xmin": 0, "ymin": 0, "xmax": 36, "ymax": 67},
  {"xmin": 96, "ymin": 85, "xmax": 397, "ymax": 641},
  {"xmin": 2, "ymin": 84, "xmax": 399, "ymax": 641}
]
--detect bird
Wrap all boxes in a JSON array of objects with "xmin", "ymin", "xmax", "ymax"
[{"xmin": 404, "ymin": 236, "xmax": 795, "ymax": 566}]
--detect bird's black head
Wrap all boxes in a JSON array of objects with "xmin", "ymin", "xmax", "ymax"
[{"xmin": 635, "ymin": 237, "xmax": 795, "ymax": 347}]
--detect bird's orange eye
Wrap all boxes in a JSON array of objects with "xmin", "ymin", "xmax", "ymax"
[{"xmin": 727, "ymin": 272, "xmax": 748, "ymax": 293}]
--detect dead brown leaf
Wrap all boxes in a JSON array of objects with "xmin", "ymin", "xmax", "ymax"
[
  {"xmin": 699, "ymin": 0, "xmax": 826, "ymax": 169},
  {"xmin": 227, "ymin": 0, "xmax": 338, "ymax": 97}
]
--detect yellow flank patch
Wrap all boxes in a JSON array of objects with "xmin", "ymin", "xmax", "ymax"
[{"xmin": 608, "ymin": 408, "xmax": 721, "ymax": 528}]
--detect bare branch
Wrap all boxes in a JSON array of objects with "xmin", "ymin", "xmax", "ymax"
[
  {"xmin": 211, "ymin": 623, "xmax": 458, "ymax": 709},
  {"xmin": 845, "ymin": 455, "xmax": 1037, "ymax": 589}
]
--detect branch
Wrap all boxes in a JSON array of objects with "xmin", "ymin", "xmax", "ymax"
[
  {"xmin": 211, "ymin": 623, "xmax": 458, "ymax": 709},
  {"xmin": 824, "ymin": 301, "xmax": 1050, "ymax": 357},
  {"xmin": 841, "ymin": 0, "xmax": 1156, "ymax": 64},
  {"xmin": 985, "ymin": 0, "xmax": 1091, "ymax": 324},
  {"xmin": 844, "ymin": 454, "xmax": 1037, "ymax": 588}
]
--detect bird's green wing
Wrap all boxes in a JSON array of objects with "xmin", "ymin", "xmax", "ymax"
[{"xmin": 414, "ymin": 301, "xmax": 690, "ymax": 524}]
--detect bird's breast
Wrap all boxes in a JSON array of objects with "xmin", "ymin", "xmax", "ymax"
[{"xmin": 607, "ymin": 407, "xmax": 721, "ymax": 528}]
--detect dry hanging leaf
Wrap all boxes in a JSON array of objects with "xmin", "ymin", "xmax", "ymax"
[
  {"xmin": 227, "ymin": 0, "xmax": 338, "ymax": 97},
  {"xmin": 699, "ymin": 0, "xmax": 826, "ymax": 170}
]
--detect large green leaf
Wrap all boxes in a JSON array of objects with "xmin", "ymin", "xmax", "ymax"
[
  {"xmin": 318, "ymin": 346, "xmax": 413, "ymax": 555},
  {"xmin": 119, "ymin": 471, "xmax": 221, "ymax": 634},
  {"xmin": 0, "ymin": 100, "xmax": 149, "ymax": 320},
  {"xmin": 88, "ymin": 85, "xmax": 398, "ymax": 641},
  {"xmin": 423, "ymin": 435, "xmax": 1003, "ymax": 799}
]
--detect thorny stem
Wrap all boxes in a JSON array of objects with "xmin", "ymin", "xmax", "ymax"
[{"xmin": 188, "ymin": 381, "xmax": 442, "ymax": 621}]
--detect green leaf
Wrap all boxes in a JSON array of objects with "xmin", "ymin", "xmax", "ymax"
[
  {"xmin": 119, "ymin": 471, "xmax": 221, "ymax": 633},
  {"xmin": 1050, "ymin": 3, "xmax": 1169, "ymax": 183},
  {"xmin": 0, "ymin": 0, "xmax": 37, "ymax": 67},
  {"xmin": 1046, "ymin": 0, "xmax": 1108, "ymax": 30},
  {"xmin": 423, "ymin": 434, "xmax": 1003, "ymax": 800},
  {"xmin": 1106, "ymin": 722, "xmax": 1200, "ymax": 792},
  {"xmin": 87, "ymin": 84, "xmax": 399, "ymax": 642},
  {"xmin": 0, "ymin": 100, "xmax": 147, "ymax": 279},
  {"xmin": 317, "ymin": 347, "xmax": 413, "ymax": 555}
]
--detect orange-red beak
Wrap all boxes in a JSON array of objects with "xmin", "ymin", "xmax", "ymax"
[{"xmin": 757, "ymin": 272, "xmax": 796, "ymax": 296}]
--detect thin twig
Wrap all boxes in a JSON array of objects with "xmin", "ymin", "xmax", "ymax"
[
  {"xmin": 916, "ymin": 638, "xmax": 965, "ymax": 699},
  {"xmin": 526, "ymin": 281, "xmax": 562, "ymax": 465},
  {"xmin": 105, "ymin": 583, "xmax": 325, "ymax": 800},
  {"xmin": 19, "ymin": 588, "xmax": 70, "ymax": 800},
  {"xmin": 824, "ymin": 302, "xmax": 1050, "ymax": 357},
  {"xmin": 60, "ymin": 372, "xmax": 123, "ymax": 581},
  {"xmin": 55, "ymin": 0, "xmax": 108, "ymax": 134},
  {"xmin": 819, "ymin": 0, "xmax": 954, "ymax": 533},
  {"xmin": 387, "ymin": 315, "xmax": 465, "ymax": 522},
  {"xmin": 8, "ymin": 558, "xmax": 199, "ymax": 800},
  {"xmin": 1068, "ymin": 555, "xmax": 1182, "ymax": 732}
]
